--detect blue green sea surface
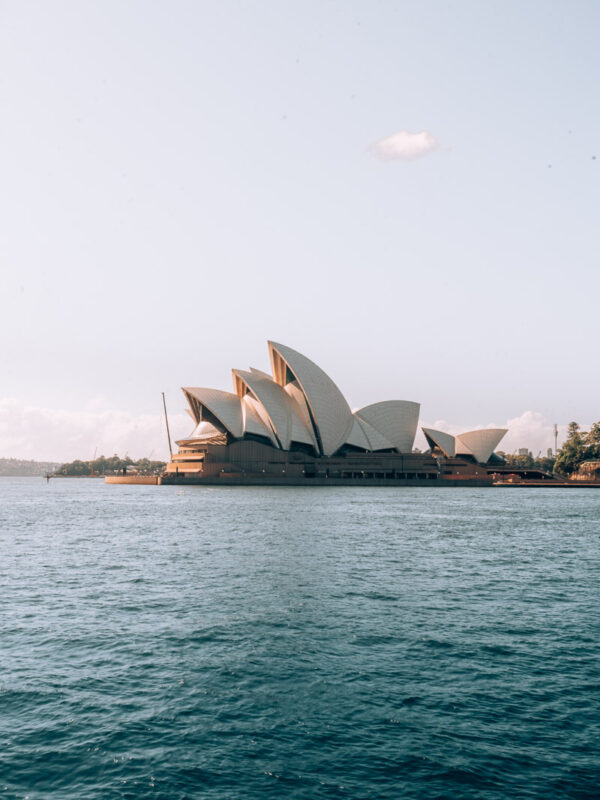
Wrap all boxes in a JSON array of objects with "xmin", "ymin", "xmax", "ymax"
[{"xmin": 1, "ymin": 478, "xmax": 599, "ymax": 799}]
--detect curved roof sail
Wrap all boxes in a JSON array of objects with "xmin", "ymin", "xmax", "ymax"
[
  {"xmin": 345, "ymin": 416, "xmax": 372, "ymax": 450},
  {"xmin": 344, "ymin": 415, "xmax": 396, "ymax": 451},
  {"xmin": 241, "ymin": 395, "xmax": 278, "ymax": 445},
  {"xmin": 233, "ymin": 369, "xmax": 290, "ymax": 449},
  {"xmin": 178, "ymin": 342, "xmax": 510, "ymax": 463},
  {"xmin": 283, "ymin": 383, "xmax": 319, "ymax": 450},
  {"xmin": 178, "ymin": 420, "xmax": 227, "ymax": 446},
  {"xmin": 355, "ymin": 400, "xmax": 420, "ymax": 453},
  {"xmin": 233, "ymin": 369, "xmax": 317, "ymax": 450},
  {"xmin": 422, "ymin": 427, "xmax": 456, "ymax": 458},
  {"xmin": 183, "ymin": 387, "xmax": 244, "ymax": 439},
  {"xmin": 188, "ymin": 420, "xmax": 221, "ymax": 438},
  {"xmin": 268, "ymin": 341, "xmax": 353, "ymax": 456},
  {"xmin": 249, "ymin": 367, "xmax": 273, "ymax": 379},
  {"xmin": 455, "ymin": 428, "xmax": 508, "ymax": 463}
]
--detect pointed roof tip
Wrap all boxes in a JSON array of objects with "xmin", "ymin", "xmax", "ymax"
[
  {"xmin": 268, "ymin": 340, "xmax": 353, "ymax": 456},
  {"xmin": 422, "ymin": 427, "xmax": 456, "ymax": 458},
  {"xmin": 422, "ymin": 425, "xmax": 457, "ymax": 435},
  {"xmin": 267, "ymin": 340, "xmax": 288, "ymax": 357}
]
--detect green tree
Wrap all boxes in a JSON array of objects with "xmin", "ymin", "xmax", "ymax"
[
  {"xmin": 584, "ymin": 422, "xmax": 600, "ymax": 462},
  {"xmin": 586, "ymin": 422, "xmax": 600, "ymax": 446},
  {"xmin": 554, "ymin": 422, "xmax": 579, "ymax": 475},
  {"xmin": 54, "ymin": 454, "xmax": 165, "ymax": 477},
  {"xmin": 553, "ymin": 421, "xmax": 600, "ymax": 476}
]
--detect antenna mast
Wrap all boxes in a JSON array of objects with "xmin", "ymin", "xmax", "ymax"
[
  {"xmin": 162, "ymin": 392, "xmax": 173, "ymax": 460},
  {"xmin": 554, "ymin": 424, "xmax": 558, "ymax": 456}
]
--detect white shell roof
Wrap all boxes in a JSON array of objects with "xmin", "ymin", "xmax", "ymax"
[
  {"xmin": 241, "ymin": 395, "xmax": 278, "ymax": 446},
  {"xmin": 183, "ymin": 387, "xmax": 244, "ymax": 438},
  {"xmin": 359, "ymin": 417, "xmax": 397, "ymax": 451},
  {"xmin": 355, "ymin": 400, "xmax": 420, "ymax": 453},
  {"xmin": 249, "ymin": 368, "xmax": 273, "ymax": 379},
  {"xmin": 345, "ymin": 415, "xmax": 396, "ymax": 451},
  {"xmin": 283, "ymin": 382, "xmax": 319, "ymax": 449},
  {"xmin": 177, "ymin": 417, "xmax": 228, "ymax": 446},
  {"xmin": 345, "ymin": 417, "xmax": 372, "ymax": 450},
  {"xmin": 180, "ymin": 342, "xmax": 510, "ymax": 459},
  {"xmin": 188, "ymin": 420, "xmax": 222, "ymax": 440},
  {"xmin": 233, "ymin": 368, "xmax": 308, "ymax": 450},
  {"xmin": 422, "ymin": 427, "xmax": 456, "ymax": 458},
  {"xmin": 455, "ymin": 428, "xmax": 508, "ymax": 463},
  {"xmin": 269, "ymin": 341, "xmax": 354, "ymax": 456}
]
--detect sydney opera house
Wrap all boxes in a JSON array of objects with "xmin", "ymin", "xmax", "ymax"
[{"xmin": 163, "ymin": 341, "xmax": 508, "ymax": 486}]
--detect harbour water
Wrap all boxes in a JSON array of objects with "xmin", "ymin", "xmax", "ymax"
[{"xmin": 1, "ymin": 478, "xmax": 599, "ymax": 799}]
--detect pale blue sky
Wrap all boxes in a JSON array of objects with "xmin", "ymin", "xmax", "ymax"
[{"xmin": 1, "ymin": 0, "xmax": 598, "ymax": 456}]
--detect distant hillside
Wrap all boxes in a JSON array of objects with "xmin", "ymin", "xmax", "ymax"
[{"xmin": 0, "ymin": 458, "xmax": 60, "ymax": 477}]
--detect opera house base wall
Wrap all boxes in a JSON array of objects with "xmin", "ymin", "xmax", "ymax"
[
  {"xmin": 162, "ymin": 440, "xmax": 494, "ymax": 487},
  {"xmin": 161, "ymin": 474, "xmax": 493, "ymax": 487}
]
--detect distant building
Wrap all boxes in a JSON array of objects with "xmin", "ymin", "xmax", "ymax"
[{"xmin": 571, "ymin": 461, "xmax": 600, "ymax": 482}]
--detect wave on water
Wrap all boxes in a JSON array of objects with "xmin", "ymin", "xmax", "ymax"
[{"xmin": 1, "ymin": 479, "xmax": 599, "ymax": 799}]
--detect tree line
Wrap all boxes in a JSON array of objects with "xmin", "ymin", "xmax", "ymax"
[
  {"xmin": 54, "ymin": 455, "xmax": 166, "ymax": 476},
  {"xmin": 554, "ymin": 422, "xmax": 600, "ymax": 476},
  {"xmin": 0, "ymin": 458, "xmax": 61, "ymax": 477},
  {"xmin": 498, "ymin": 421, "xmax": 600, "ymax": 476}
]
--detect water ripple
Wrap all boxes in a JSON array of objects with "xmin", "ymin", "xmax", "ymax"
[{"xmin": 0, "ymin": 479, "xmax": 599, "ymax": 798}]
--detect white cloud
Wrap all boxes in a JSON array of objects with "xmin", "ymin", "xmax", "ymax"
[
  {"xmin": 372, "ymin": 130, "xmax": 438, "ymax": 161},
  {"xmin": 501, "ymin": 411, "xmax": 565, "ymax": 457},
  {"xmin": 0, "ymin": 398, "xmax": 191, "ymax": 463},
  {"xmin": 0, "ymin": 399, "xmax": 584, "ymax": 464}
]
